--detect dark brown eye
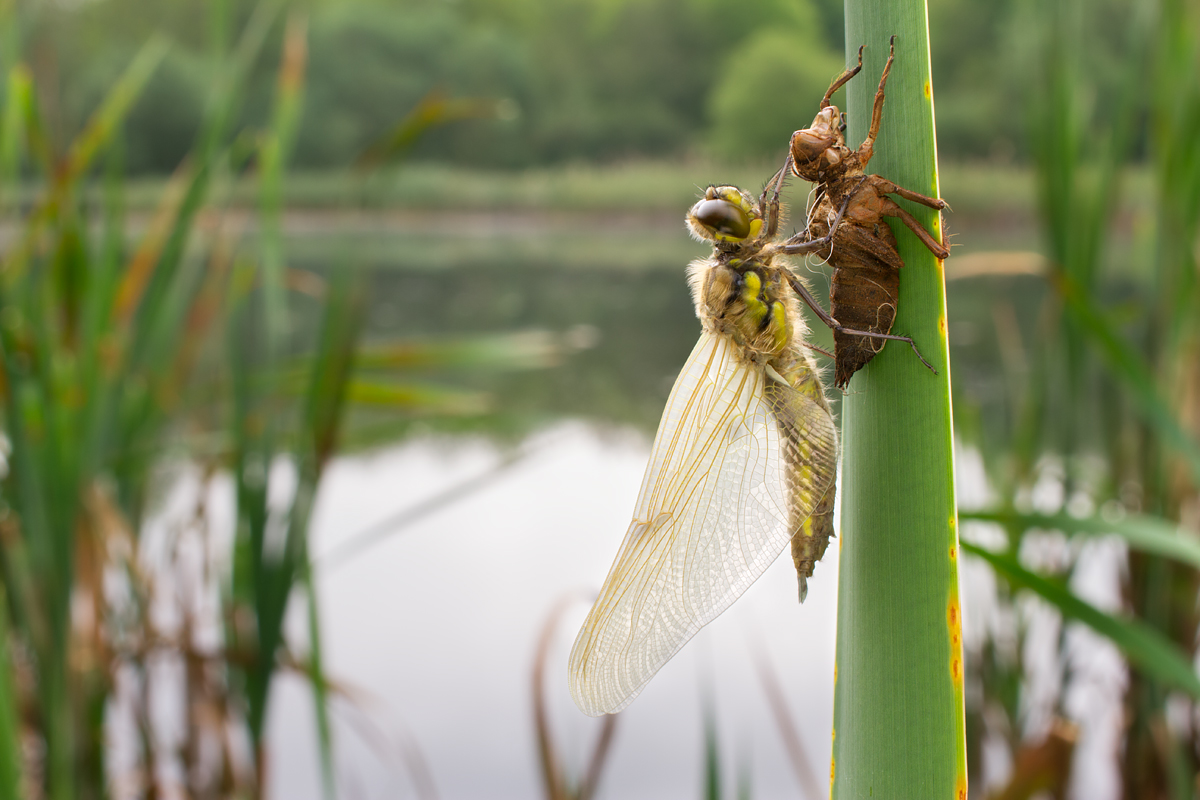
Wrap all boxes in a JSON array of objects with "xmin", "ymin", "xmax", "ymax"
[{"xmin": 693, "ymin": 199, "xmax": 750, "ymax": 239}]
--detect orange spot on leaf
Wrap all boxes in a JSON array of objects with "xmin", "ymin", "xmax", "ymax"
[
  {"xmin": 948, "ymin": 596, "xmax": 963, "ymax": 682},
  {"xmin": 924, "ymin": 80, "xmax": 932, "ymax": 99},
  {"xmin": 949, "ymin": 545, "xmax": 957, "ymax": 561}
]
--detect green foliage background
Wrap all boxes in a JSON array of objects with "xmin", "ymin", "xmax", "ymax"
[{"xmin": 11, "ymin": 0, "xmax": 1057, "ymax": 171}]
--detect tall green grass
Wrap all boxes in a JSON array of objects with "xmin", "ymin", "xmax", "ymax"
[
  {"xmin": 955, "ymin": 0, "xmax": 1200, "ymax": 794},
  {"xmin": 0, "ymin": 2, "xmax": 307, "ymax": 794},
  {"xmin": 0, "ymin": 3, "xmax": 563, "ymax": 796}
]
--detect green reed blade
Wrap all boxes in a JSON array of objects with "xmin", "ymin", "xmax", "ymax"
[
  {"xmin": 258, "ymin": 11, "xmax": 308, "ymax": 356},
  {"xmin": 124, "ymin": 0, "xmax": 283, "ymax": 377},
  {"xmin": 962, "ymin": 541, "xmax": 1200, "ymax": 698},
  {"xmin": 0, "ymin": 272, "xmax": 80, "ymax": 800},
  {"xmin": 226, "ymin": 292, "xmax": 274, "ymax": 745},
  {"xmin": 355, "ymin": 90, "xmax": 505, "ymax": 171},
  {"xmin": 832, "ymin": 3, "xmax": 966, "ymax": 799},
  {"xmin": 10, "ymin": 62, "xmax": 50, "ymax": 177},
  {"xmin": 960, "ymin": 510, "xmax": 1200, "ymax": 571},
  {"xmin": 304, "ymin": 567, "xmax": 336, "ymax": 800},
  {"xmin": 2, "ymin": 36, "xmax": 165, "ymax": 287},
  {"xmin": 299, "ymin": 272, "xmax": 363, "ymax": 800},
  {"xmin": 303, "ymin": 273, "xmax": 364, "ymax": 467},
  {"xmin": 1054, "ymin": 269, "xmax": 1200, "ymax": 485},
  {"xmin": 0, "ymin": 65, "xmax": 30, "ymax": 211},
  {"xmin": 0, "ymin": 588, "xmax": 20, "ymax": 800},
  {"xmin": 61, "ymin": 36, "xmax": 168, "ymax": 186},
  {"xmin": 703, "ymin": 697, "xmax": 722, "ymax": 800},
  {"xmin": 354, "ymin": 331, "xmax": 567, "ymax": 372},
  {"xmin": 345, "ymin": 380, "xmax": 490, "ymax": 415}
]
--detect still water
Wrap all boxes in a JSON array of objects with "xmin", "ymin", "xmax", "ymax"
[
  {"xmin": 272, "ymin": 426, "xmax": 843, "ymax": 800},
  {"xmin": 255, "ymin": 201, "xmax": 1079, "ymax": 799}
]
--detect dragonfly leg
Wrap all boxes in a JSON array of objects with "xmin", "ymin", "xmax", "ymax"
[
  {"xmin": 873, "ymin": 177, "xmax": 948, "ymax": 210},
  {"xmin": 803, "ymin": 341, "xmax": 835, "ymax": 359},
  {"xmin": 778, "ymin": 176, "xmax": 867, "ymax": 255},
  {"xmin": 879, "ymin": 196, "xmax": 950, "ymax": 259},
  {"xmin": 858, "ymin": 35, "xmax": 896, "ymax": 168},
  {"xmin": 784, "ymin": 270, "xmax": 938, "ymax": 376},
  {"xmin": 821, "ymin": 45, "xmax": 864, "ymax": 109},
  {"xmin": 760, "ymin": 158, "xmax": 791, "ymax": 240}
]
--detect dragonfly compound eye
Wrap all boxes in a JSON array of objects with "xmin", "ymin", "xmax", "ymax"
[{"xmin": 691, "ymin": 198, "xmax": 751, "ymax": 240}]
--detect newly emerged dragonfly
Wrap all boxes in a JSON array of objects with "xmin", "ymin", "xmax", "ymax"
[
  {"xmin": 568, "ymin": 178, "xmax": 852, "ymax": 717},
  {"xmin": 786, "ymin": 38, "xmax": 950, "ymax": 388}
]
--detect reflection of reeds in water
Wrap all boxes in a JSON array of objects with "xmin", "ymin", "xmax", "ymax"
[
  {"xmin": 751, "ymin": 646, "xmax": 822, "ymax": 800},
  {"xmin": 532, "ymin": 597, "xmax": 616, "ymax": 800}
]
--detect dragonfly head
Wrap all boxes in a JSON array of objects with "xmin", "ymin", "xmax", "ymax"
[
  {"xmin": 687, "ymin": 186, "xmax": 763, "ymax": 244},
  {"xmin": 789, "ymin": 106, "xmax": 848, "ymax": 181}
]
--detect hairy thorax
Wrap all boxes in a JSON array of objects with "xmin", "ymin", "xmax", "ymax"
[{"xmin": 688, "ymin": 253, "xmax": 823, "ymax": 401}]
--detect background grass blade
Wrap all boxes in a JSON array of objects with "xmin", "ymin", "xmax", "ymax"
[
  {"xmin": 960, "ymin": 510, "xmax": 1200, "ymax": 570},
  {"xmin": 299, "ymin": 270, "xmax": 365, "ymax": 800},
  {"xmin": 0, "ymin": 65, "xmax": 30, "ymax": 210},
  {"xmin": 961, "ymin": 541, "xmax": 1200, "ymax": 698},
  {"xmin": 0, "ymin": 587, "xmax": 22, "ymax": 800},
  {"xmin": 753, "ymin": 648, "xmax": 821, "ymax": 800},
  {"xmin": 703, "ymin": 697, "xmax": 721, "ymax": 800},
  {"xmin": 832, "ymin": 3, "xmax": 967, "ymax": 798},
  {"xmin": 1052, "ymin": 270, "xmax": 1200, "ymax": 485},
  {"xmin": 355, "ymin": 90, "xmax": 505, "ymax": 171},
  {"xmin": 61, "ymin": 35, "xmax": 169, "ymax": 184}
]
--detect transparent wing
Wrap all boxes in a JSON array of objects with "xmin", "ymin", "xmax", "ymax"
[{"xmin": 568, "ymin": 330, "xmax": 837, "ymax": 716}]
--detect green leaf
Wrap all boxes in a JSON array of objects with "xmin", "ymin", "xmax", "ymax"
[
  {"xmin": 354, "ymin": 331, "xmax": 568, "ymax": 373},
  {"xmin": 961, "ymin": 541, "xmax": 1200, "ymax": 698},
  {"xmin": 304, "ymin": 272, "xmax": 365, "ymax": 466},
  {"xmin": 832, "ymin": 6, "xmax": 967, "ymax": 799},
  {"xmin": 2, "ymin": 37, "xmax": 166, "ymax": 284},
  {"xmin": 346, "ymin": 380, "xmax": 489, "ymax": 415},
  {"xmin": 355, "ymin": 89, "xmax": 505, "ymax": 171},
  {"xmin": 703, "ymin": 698, "xmax": 722, "ymax": 800},
  {"xmin": 959, "ymin": 509, "xmax": 1200, "ymax": 571},
  {"xmin": 0, "ymin": 588, "xmax": 23, "ymax": 800},
  {"xmin": 0, "ymin": 65, "xmax": 31, "ymax": 210},
  {"xmin": 1051, "ymin": 270, "xmax": 1200, "ymax": 486},
  {"xmin": 62, "ymin": 36, "xmax": 169, "ymax": 183}
]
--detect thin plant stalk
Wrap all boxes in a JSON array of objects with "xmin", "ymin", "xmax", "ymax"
[{"xmin": 831, "ymin": 3, "xmax": 967, "ymax": 798}]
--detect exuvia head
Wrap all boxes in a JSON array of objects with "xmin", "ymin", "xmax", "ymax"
[
  {"xmin": 789, "ymin": 107, "xmax": 849, "ymax": 181},
  {"xmin": 686, "ymin": 186, "xmax": 763, "ymax": 244}
]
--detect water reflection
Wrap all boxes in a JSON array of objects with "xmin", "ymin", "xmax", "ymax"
[
  {"xmin": 270, "ymin": 425, "xmax": 840, "ymax": 800},
  {"xmin": 291, "ymin": 205, "xmax": 1048, "ymax": 443}
]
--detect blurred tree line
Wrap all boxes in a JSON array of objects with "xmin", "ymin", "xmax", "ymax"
[{"xmin": 14, "ymin": 0, "xmax": 1048, "ymax": 171}]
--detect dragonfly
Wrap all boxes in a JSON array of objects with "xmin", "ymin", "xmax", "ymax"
[
  {"xmin": 567, "ymin": 176, "xmax": 853, "ymax": 717},
  {"xmin": 786, "ymin": 37, "xmax": 950, "ymax": 388}
]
